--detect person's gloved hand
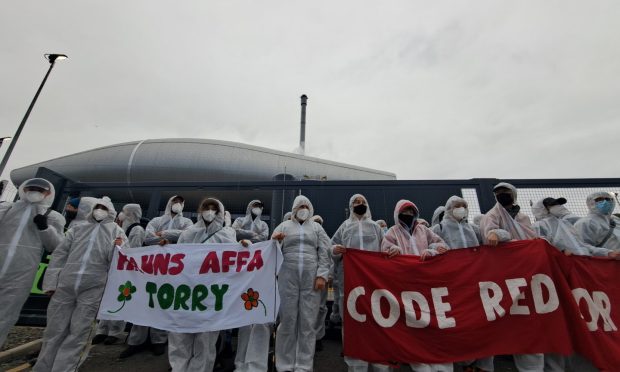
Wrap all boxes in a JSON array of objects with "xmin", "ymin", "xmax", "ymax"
[
  {"xmin": 608, "ymin": 251, "xmax": 620, "ymax": 260},
  {"xmin": 314, "ymin": 277, "xmax": 327, "ymax": 291},
  {"xmin": 271, "ymin": 232, "xmax": 285, "ymax": 241},
  {"xmin": 33, "ymin": 214, "xmax": 48, "ymax": 230},
  {"xmin": 386, "ymin": 246, "xmax": 400, "ymax": 258},
  {"xmin": 487, "ymin": 232, "xmax": 499, "ymax": 246}
]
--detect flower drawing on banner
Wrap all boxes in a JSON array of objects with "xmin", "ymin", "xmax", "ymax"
[
  {"xmin": 241, "ymin": 288, "xmax": 266, "ymax": 316},
  {"xmin": 108, "ymin": 281, "xmax": 137, "ymax": 313}
]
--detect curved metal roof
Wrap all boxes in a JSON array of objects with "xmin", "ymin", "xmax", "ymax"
[{"xmin": 11, "ymin": 138, "xmax": 396, "ymax": 185}]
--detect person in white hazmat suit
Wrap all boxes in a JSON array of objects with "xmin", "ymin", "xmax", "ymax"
[
  {"xmin": 232, "ymin": 199, "xmax": 272, "ymax": 372},
  {"xmin": 144, "ymin": 195, "xmax": 193, "ymax": 246},
  {"xmin": 33, "ymin": 197, "xmax": 127, "ymax": 372},
  {"xmin": 431, "ymin": 196, "xmax": 493, "ymax": 372},
  {"xmin": 479, "ymin": 182, "xmax": 542, "ymax": 372},
  {"xmin": 93, "ymin": 203, "xmax": 146, "ymax": 345},
  {"xmin": 122, "ymin": 195, "xmax": 193, "ymax": 358},
  {"xmin": 531, "ymin": 197, "xmax": 619, "ymax": 372},
  {"xmin": 575, "ymin": 191, "xmax": 620, "ymax": 251},
  {"xmin": 271, "ymin": 195, "xmax": 331, "ymax": 372},
  {"xmin": 0, "ymin": 178, "xmax": 65, "ymax": 348},
  {"xmin": 167, "ymin": 197, "xmax": 238, "ymax": 372},
  {"xmin": 331, "ymin": 194, "xmax": 388, "ymax": 372}
]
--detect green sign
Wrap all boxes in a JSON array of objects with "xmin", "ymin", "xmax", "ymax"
[{"xmin": 31, "ymin": 254, "xmax": 51, "ymax": 295}]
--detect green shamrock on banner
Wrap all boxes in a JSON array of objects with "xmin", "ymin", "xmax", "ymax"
[{"xmin": 108, "ymin": 281, "xmax": 137, "ymax": 313}]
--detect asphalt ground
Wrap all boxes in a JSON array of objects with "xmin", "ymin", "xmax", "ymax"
[{"xmin": 2, "ymin": 325, "xmax": 522, "ymax": 372}]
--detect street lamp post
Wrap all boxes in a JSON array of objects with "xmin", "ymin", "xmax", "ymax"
[{"xmin": 0, "ymin": 53, "xmax": 68, "ymax": 176}]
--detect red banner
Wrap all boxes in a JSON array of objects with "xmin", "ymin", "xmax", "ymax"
[{"xmin": 343, "ymin": 240, "xmax": 620, "ymax": 371}]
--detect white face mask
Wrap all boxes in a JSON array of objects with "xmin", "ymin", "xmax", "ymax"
[
  {"xmin": 296, "ymin": 209, "xmax": 310, "ymax": 221},
  {"xmin": 202, "ymin": 210, "xmax": 216, "ymax": 222},
  {"xmin": 117, "ymin": 212, "xmax": 125, "ymax": 221},
  {"xmin": 92, "ymin": 209, "xmax": 108, "ymax": 222},
  {"xmin": 25, "ymin": 191, "xmax": 45, "ymax": 203},
  {"xmin": 171, "ymin": 203, "xmax": 183, "ymax": 214},
  {"xmin": 251, "ymin": 207, "xmax": 262, "ymax": 216},
  {"xmin": 549, "ymin": 205, "xmax": 569, "ymax": 218},
  {"xmin": 452, "ymin": 207, "xmax": 468, "ymax": 221}
]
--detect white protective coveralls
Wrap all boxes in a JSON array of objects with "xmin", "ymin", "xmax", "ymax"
[
  {"xmin": 432, "ymin": 196, "xmax": 492, "ymax": 372},
  {"xmin": 33, "ymin": 197, "xmax": 127, "ymax": 372},
  {"xmin": 479, "ymin": 183, "xmax": 542, "ymax": 372},
  {"xmin": 232, "ymin": 200, "xmax": 272, "ymax": 372},
  {"xmin": 273, "ymin": 195, "xmax": 331, "ymax": 372},
  {"xmin": 0, "ymin": 178, "xmax": 65, "ymax": 347},
  {"xmin": 96, "ymin": 203, "xmax": 145, "ymax": 340},
  {"xmin": 575, "ymin": 191, "xmax": 620, "ymax": 251},
  {"xmin": 168, "ymin": 198, "xmax": 237, "ymax": 372},
  {"xmin": 331, "ymin": 194, "xmax": 387, "ymax": 372},
  {"xmin": 130, "ymin": 196, "xmax": 192, "ymax": 346},
  {"xmin": 381, "ymin": 200, "xmax": 452, "ymax": 372}
]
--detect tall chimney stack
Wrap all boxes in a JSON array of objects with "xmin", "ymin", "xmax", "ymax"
[{"xmin": 299, "ymin": 94, "xmax": 307, "ymax": 155}]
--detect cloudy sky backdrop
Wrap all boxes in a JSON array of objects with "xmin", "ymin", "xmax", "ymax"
[{"xmin": 1, "ymin": 1, "xmax": 619, "ymax": 181}]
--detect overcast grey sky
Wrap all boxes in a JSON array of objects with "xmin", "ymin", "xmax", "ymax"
[{"xmin": 1, "ymin": 1, "xmax": 619, "ymax": 181}]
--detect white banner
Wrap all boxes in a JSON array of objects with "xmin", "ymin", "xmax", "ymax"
[{"xmin": 98, "ymin": 240, "xmax": 282, "ymax": 333}]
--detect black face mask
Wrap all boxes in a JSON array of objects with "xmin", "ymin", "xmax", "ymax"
[
  {"xmin": 399, "ymin": 213, "xmax": 415, "ymax": 227},
  {"xmin": 496, "ymin": 193, "xmax": 514, "ymax": 207},
  {"xmin": 65, "ymin": 210, "xmax": 77, "ymax": 220},
  {"xmin": 353, "ymin": 204, "xmax": 367, "ymax": 216}
]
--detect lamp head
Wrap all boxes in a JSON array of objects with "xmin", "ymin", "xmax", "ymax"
[{"xmin": 44, "ymin": 54, "xmax": 68, "ymax": 63}]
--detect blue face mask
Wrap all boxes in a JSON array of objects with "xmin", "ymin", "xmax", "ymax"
[{"xmin": 595, "ymin": 200, "xmax": 614, "ymax": 216}]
